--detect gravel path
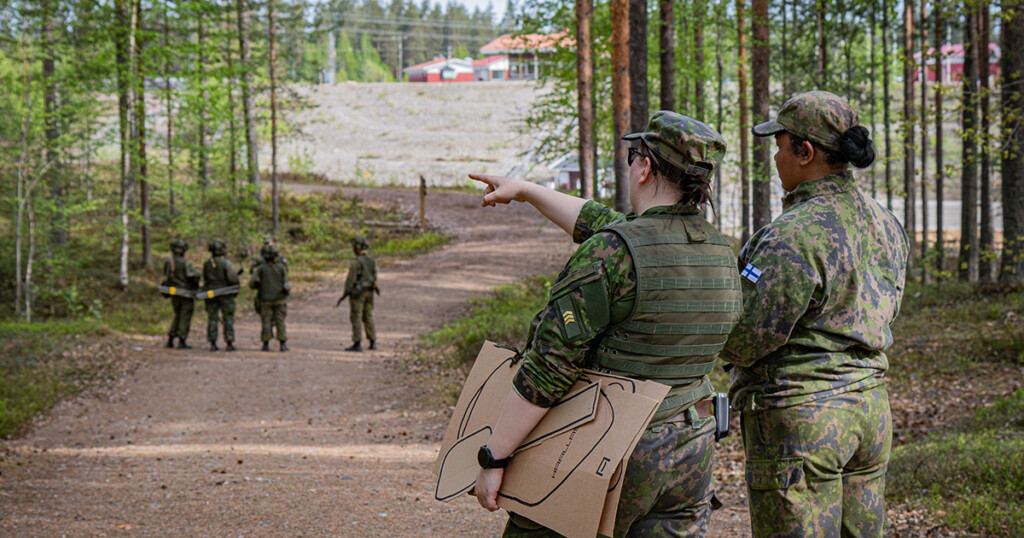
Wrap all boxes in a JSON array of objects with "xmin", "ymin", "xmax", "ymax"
[{"xmin": 0, "ymin": 186, "xmax": 751, "ymax": 537}]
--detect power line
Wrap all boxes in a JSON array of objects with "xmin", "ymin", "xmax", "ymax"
[
  {"xmin": 337, "ymin": 14, "xmax": 511, "ymax": 32},
  {"xmin": 340, "ymin": 26, "xmax": 499, "ymax": 43}
]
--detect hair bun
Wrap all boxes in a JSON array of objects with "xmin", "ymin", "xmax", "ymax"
[{"xmin": 839, "ymin": 126, "xmax": 875, "ymax": 168}]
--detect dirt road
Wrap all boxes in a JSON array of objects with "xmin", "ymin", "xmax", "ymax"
[{"xmin": 0, "ymin": 187, "xmax": 749, "ymax": 537}]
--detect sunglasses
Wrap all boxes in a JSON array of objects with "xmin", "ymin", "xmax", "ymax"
[{"xmin": 627, "ymin": 146, "xmax": 643, "ymax": 166}]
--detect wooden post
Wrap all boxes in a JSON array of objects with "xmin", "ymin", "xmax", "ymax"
[{"xmin": 419, "ymin": 175, "xmax": 427, "ymax": 231}]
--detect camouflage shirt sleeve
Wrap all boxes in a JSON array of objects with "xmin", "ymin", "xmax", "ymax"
[
  {"xmin": 572, "ymin": 200, "xmax": 627, "ymax": 244},
  {"xmin": 512, "ymin": 229, "xmax": 637, "ymax": 408},
  {"xmin": 721, "ymin": 223, "xmax": 821, "ymax": 367}
]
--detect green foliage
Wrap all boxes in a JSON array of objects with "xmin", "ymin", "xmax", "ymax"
[
  {"xmin": 375, "ymin": 232, "xmax": 449, "ymax": 255},
  {"xmin": 423, "ymin": 274, "xmax": 554, "ymax": 366}
]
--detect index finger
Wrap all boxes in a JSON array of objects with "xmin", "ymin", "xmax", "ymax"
[{"xmin": 467, "ymin": 173, "xmax": 497, "ymax": 187}]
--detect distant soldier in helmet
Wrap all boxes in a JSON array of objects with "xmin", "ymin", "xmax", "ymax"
[
  {"xmin": 250, "ymin": 235, "xmax": 278, "ymax": 314},
  {"xmin": 249, "ymin": 244, "xmax": 290, "ymax": 352},
  {"xmin": 339, "ymin": 235, "xmax": 378, "ymax": 352},
  {"xmin": 162, "ymin": 238, "xmax": 200, "ymax": 349},
  {"xmin": 202, "ymin": 239, "xmax": 241, "ymax": 351}
]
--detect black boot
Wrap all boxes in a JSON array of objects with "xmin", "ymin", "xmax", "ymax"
[
  {"xmin": 262, "ymin": 341, "xmax": 270, "ymax": 352},
  {"xmin": 369, "ymin": 340, "xmax": 376, "ymax": 350},
  {"xmin": 166, "ymin": 336, "xmax": 175, "ymax": 348},
  {"xmin": 225, "ymin": 341, "xmax": 236, "ymax": 352},
  {"xmin": 177, "ymin": 338, "xmax": 192, "ymax": 350},
  {"xmin": 280, "ymin": 341, "xmax": 290, "ymax": 352},
  {"xmin": 344, "ymin": 341, "xmax": 362, "ymax": 352},
  {"xmin": 209, "ymin": 342, "xmax": 219, "ymax": 351}
]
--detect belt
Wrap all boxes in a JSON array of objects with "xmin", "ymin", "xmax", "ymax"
[{"xmin": 663, "ymin": 398, "xmax": 715, "ymax": 424}]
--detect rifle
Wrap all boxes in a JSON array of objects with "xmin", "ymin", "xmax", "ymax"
[
  {"xmin": 335, "ymin": 292, "xmax": 349, "ymax": 309},
  {"xmin": 373, "ymin": 282, "xmax": 381, "ymax": 296}
]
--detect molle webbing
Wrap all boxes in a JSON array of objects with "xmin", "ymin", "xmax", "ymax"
[{"xmin": 591, "ymin": 213, "xmax": 741, "ymax": 415}]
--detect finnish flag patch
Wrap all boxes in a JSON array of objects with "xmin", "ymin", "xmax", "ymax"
[{"xmin": 740, "ymin": 263, "xmax": 762, "ymax": 284}]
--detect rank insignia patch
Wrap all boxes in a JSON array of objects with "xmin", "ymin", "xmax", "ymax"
[{"xmin": 562, "ymin": 310, "xmax": 576, "ymax": 325}]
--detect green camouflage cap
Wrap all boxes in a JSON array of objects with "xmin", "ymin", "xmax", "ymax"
[
  {"xmin": 752, "ymin": 90, "xmax": 858, "ymax": 152},
  {"xmin": 622, "ymin": 111, "xmax": 726, "ymax": 181},
  {"xmin": 170, "ymin": 238, "xmax": 188, "ymax": 251},
  {"xmin": 260, "ymin": 244, "xmax": 279, "ymax": 258}
]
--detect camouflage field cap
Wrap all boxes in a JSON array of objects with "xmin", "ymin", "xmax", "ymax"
[
  {"xmin": 622, "ymin": 111, "xmax": 726, "ymax": 181},
  {"xmin": 351, "ymin": 236, "xmax": 370, "ymax": 251},
  {"xmin": 170, "ymin": 238, "xmax": 188, "ymax": 251},
  {"xmin": 752, "ymin": 90, "xmax": 858, "ymax": 152}
]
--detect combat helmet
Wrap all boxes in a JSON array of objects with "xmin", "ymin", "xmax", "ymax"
[
  {"xmin": 351, "ymin": 236, "xmax": 370, "ymax": 252},
  {"xmin": 170, "ymin": 238, "xmax": 188, "ymax": 252},
  {"xmin": 208, "ymin": 239, "xmax": 227, "ymax": 256},
  {"xmin": 260, "ymin": 244, "xmax": 279, "ymax": 260}
]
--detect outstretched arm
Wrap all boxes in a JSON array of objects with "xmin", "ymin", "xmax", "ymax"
[{"xmin": 469, "ymin": 174, "xmax": 586, "ymax": 237}]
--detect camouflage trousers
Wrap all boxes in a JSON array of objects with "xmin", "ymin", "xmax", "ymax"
[
  {"xmin": 205, "ymin": 295, "xmax": 236, "ymax": 344},
  {"xmin": 503, "ymin": 413, "xmax": 717, "ymax": 538},
  {"xmin": 349, "ymin": 292, "xmax": 376, "ymax": 343},
  {"xmin": 741, "ymin": 385, "xmax": 891, "ymax": 538},
  {"xmin": 260, "ymin": 301, "xmax": 287, "ymax": 342},
  {"xmin": 168, "ymin": 296, "xmax": 194, "ymax": 340}
]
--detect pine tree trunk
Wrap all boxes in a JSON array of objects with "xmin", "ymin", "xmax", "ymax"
[
  {"xmin": 163, "ymin": 4, "xmax": 175, "ymax": 217},
  {"xmin": 225, "ymin": 6, "xmax": 239, "ymax": 201},
  {"xmin": 959, "ymin": 7, "xmax": 979, "ymax": 282},
  {"xmin": 16, "ymin": 36, "xmax": 32, "ymax": 318},
  {"xmin": 611, "ymin": 0, "xmax": 631, "ymax": 212},
  {"xmin": 694, "ymin": 0, "xmax": 705, "ymax": 119},
  {"xmin": 715, "ymin": 1, "xmax": 724, "ymax": 228},
  {"xmin": 1001, "ymin": 0, "xmax": 1024, "ymax": 285},
  {"xmin": 978, "ymin": 4, "xmax": 993, "ymax": 281},
  {"xmin": 270, "ymin": 0, "xmax": 280, "ymax": 234},
  {"xmin": 43, "ymin": 0, "xmax": 65, "ymax": 248},
  {"xmin": 197, "ymin": 6, "xmax": 210, "ymax": 207},
  {"xmin": 737, "ymin": 0, "xmax": 750, "ymax": 242},
  {"xmin": 903, "ymin": 0, "xmax": 916, "ymax": 264},
  {"xmin": 869, "ymin": 0, "xmax": 877, "ymax": 198},
  {"xmin": 752, "ymin": 0, "xmax": 770, "ymax": 231},
  {"xmin": 919, "ymin": 0, "xmax": 928, "ymax": 281},
  {"xmin": 577, "ymin": 0, "xmax": 596, "ymax": 199},
  {"xmin": 659, "ymin": 0, "xmax": 674, "ymax": 111},
  {"xmin": 883, "ymin": 0, "xmax": 893, "ymax": 210},
  {"xmin": 237, "ymin": 0, "xmax": 261, "ymax": 203},
  {"xmin": 934, "ymin": 7, "xmax": 944, "ymax": 273},
  {"xmin": 817, "ymin": 0, "xmax": 826, "ymax": 86},
  {"xmin": 628, "ymin": 0, "xmax": 647, "ymax": 132}
]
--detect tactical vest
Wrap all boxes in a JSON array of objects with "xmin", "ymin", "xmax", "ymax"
[{"xmin": 590, "ymin": 214, "xmax": 742, "ymax": 421}]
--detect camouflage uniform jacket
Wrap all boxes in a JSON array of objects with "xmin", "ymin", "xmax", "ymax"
[
  {"xmin": 344, "ymin": 254, "xmax": 377, "ymax": 297},
  {"xmin": 248, "ymin": 261, "xmax": 289, "ymax": 304},
  {"xmin": 721, "ymin": 172, "xmax": 909, "ymax": 411},
  {"xmin": 514, "ymin": 200, "xmax": 723, "ymax": 419},
  {"xmin": 163, "ymin": 254, "xmax": 200, "ymax": 290},
  {"xmin": 203, "ymin": 256, "xmax": 240, "ymax": 291}
]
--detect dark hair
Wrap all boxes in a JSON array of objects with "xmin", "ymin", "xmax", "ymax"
[
  {"xmin": 788, "ymin": 125, "xmax": 876, "ymax": 170},
  {"xmin": 639, "ymin": 143, "xmax": 714, "ymax": 209}
]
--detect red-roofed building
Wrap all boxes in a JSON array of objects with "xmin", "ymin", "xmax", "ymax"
[
  {"xmin": 403, "ymin": 57, "xmax": 474, "ymax": 83},
  {"xmin": 473, "ymin": 55, "xmax": 510, "ymax": 81},
  {"xmin": 913, "ymin": 43, "xmax": 1000, "ymax": 82},
  {"xmin": 479, "ymin": 31, "xmax": 574, "ymax": 80}
]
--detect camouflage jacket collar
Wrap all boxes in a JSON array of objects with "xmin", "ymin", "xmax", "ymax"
[
  {"xmin": 627, "ymin": 204, "xmax": 702, "ymax": 220},
  {"xmin": 783, "ymin": 171, "xmax": 856, "ymax": 209}
]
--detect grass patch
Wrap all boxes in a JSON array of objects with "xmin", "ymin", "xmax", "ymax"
[
  {"xmin": 888, "ymin": 389, "xmax": 1024, "ymax": 535},
  {"xmin": 422, "ymin": 274, "xmax": 554, "ymax": 368},
  {"xmin": 376, "ymin": 231, "xmax": 449, "ymax": 256},
  {"xmin": 0, "ymin": 320, "xmax": 121, "ymax": 439}
]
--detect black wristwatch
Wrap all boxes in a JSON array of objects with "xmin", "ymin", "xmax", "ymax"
[{"xmin": 477, "ymin": 445, "xmax": 513, "ymax": 469}]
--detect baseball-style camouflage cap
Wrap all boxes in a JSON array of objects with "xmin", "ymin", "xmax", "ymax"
[
  {"xmin": 622, "ymin": 111, "xmax": 726, "ymax": 181},
  {"xmin": 752, "ymin": 90, "xmax": 858, "ymax": 152}
]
